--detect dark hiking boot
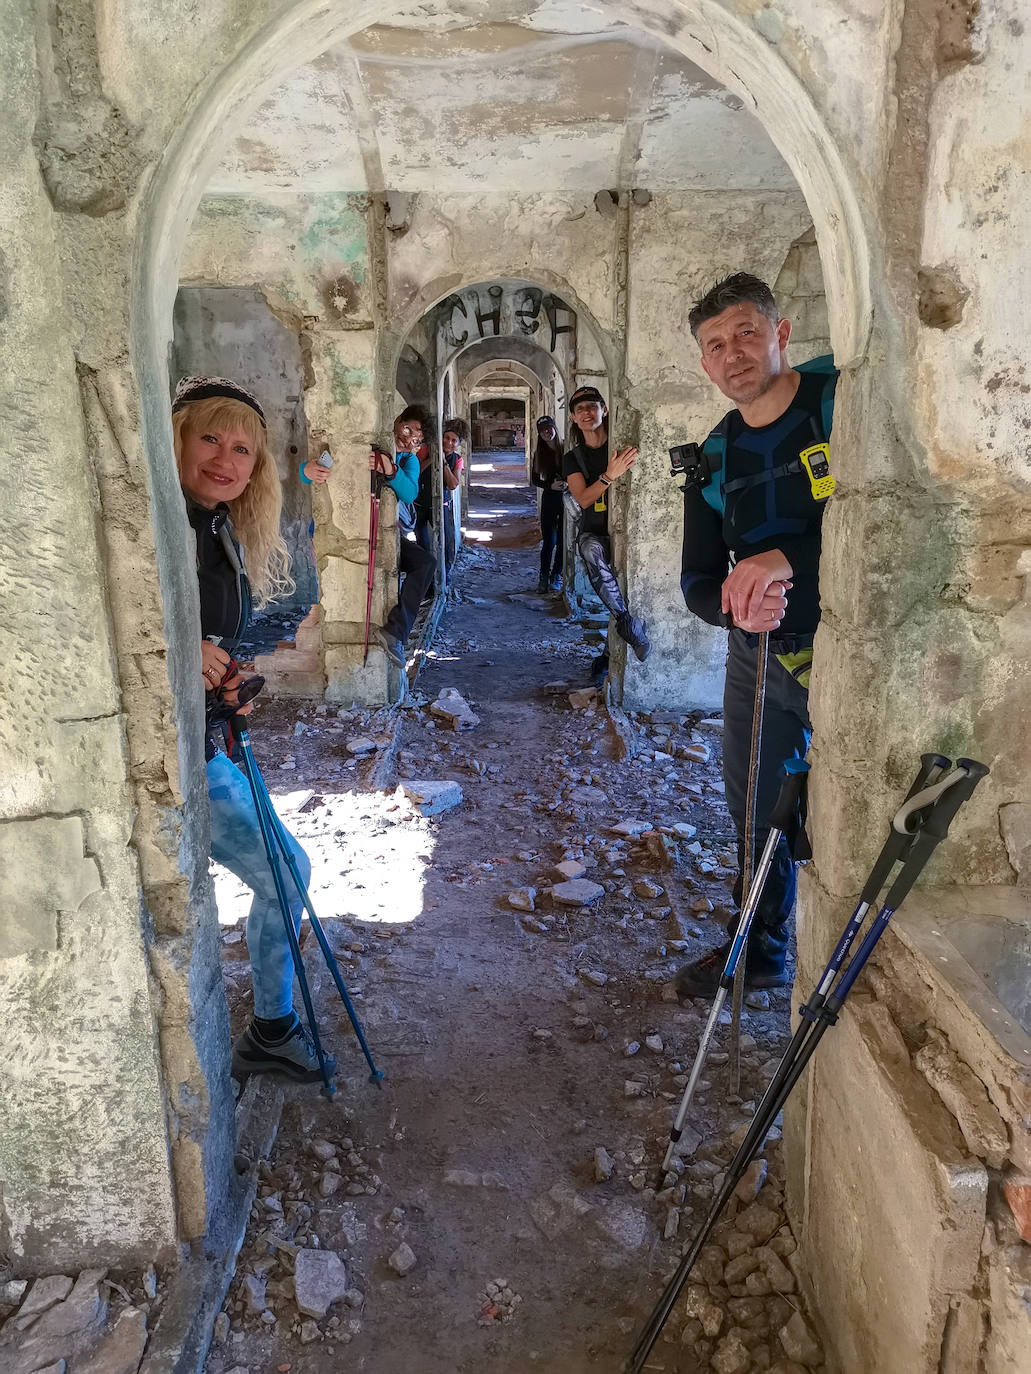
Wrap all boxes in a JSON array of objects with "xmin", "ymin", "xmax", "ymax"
[
  {"xmin": 590, "ymin": 652, "xmax": 609, "ymax": 688},
  {"xmin": 536, "ymin": 577, "xmax": 549, "ymax": 594},
  {"xmin": 232, "ymin": 1017, "xmax": 337, "ymax": 1084},
  {"xmin": 617, "ymin": 613, "xmax": 651, "ymax": 662},
  {"xmin": 375, "ymin": 627, "xmax": 406, "ymax": 669},
  {"xmin": 549, "ymin": 573, "xmax": 563, "ymax": 592},
  {"xmin": 674, "ymin": 941, "xmax": 788, "ymax": 999}
]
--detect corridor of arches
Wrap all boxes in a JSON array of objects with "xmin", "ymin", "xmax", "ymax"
[{"xmin": 2, "ymin": 5, "xmax": 1029, "ymax": 1374}]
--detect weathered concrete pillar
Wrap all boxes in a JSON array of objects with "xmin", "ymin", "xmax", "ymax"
[{"xmin": 0, "ymin": 0, "xmax": 234, "ymax": 1270}]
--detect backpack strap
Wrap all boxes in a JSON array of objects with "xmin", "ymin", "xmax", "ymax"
[
  {"xmin": 698, "ymin": 416, "xmax": 730, "ymax": 517},
  {"xmin": 793, "ymin": 354, "xmax": 837, "ymax": 441}
]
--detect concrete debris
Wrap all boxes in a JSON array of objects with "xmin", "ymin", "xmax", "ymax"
[
  {"xmin": 1003, "ymin": 1176, "xmax": 1031, "ymax": 1241},
  {"xmin": 25, "ymin": 1270, "xmax": 107, "ymax": 1340},
  {"xmin": 578, "ymin": 967, "xmax": 608, "ymax": 986},
  {"xmin": 608, "ymin": 819, "xmax": 650, "ymax": 837},
  {"xmin": 294, "ymin": 1250, "xmax": 349, "ymax": 1318},
  {"xmin": 75, "ymin": 1307, "xmax": 148, "ymax": 1374},
  {"xmin": 401, "ymin": 779, "xmax": 464, "ymax": 816},
  {"xmin": 530, "ymin": 1183, "xmax": 592, "ymax": 1239},
  {"xmin": 508, "ymin": 886, "xmax": 536, "ymax": 911},
  {"xmin": 594, "ymin": 1147, "xmax": 615, "ymax": 1182},
  {"xmin": 241, "ymin": 1273, "xmax": 267, "ymax": 1315},
  {"xmin": 568, "ymin": 688, "xmax": 597, "ymax": 709},
  {"xmin": 387, "ymin": 1243, "xmax": 417, "ymax": 1277},
  {"xmin": 634, "ymin": 878, "xmax": 664, "ymax": 899},
  {"xmin": 778, "ymin": 1310, "xmax": 823, "ymax": 1365},
  {"xmin": 310, "ymin": 1138, "xmax": 336, "ymax": 1162},
  {"xmin": 710, "ymin": 1328, "xmax": 752, "ymax": 1374},
  {"xmin": 346, "ymin": 736, "xmax": 377, "ymax": 756},
  {"xmin": 673, "ymin": 822, "xmax": 698, "ymax": 838},
  {"xmin": 11, "ymin": 1276, "xmax": 73, "ymax": 1327},
  {"xmin": 733, "ymin": 1157, "xmax": 768, "ymax": 1202},
  {"xmin": 430, "ymin": 688, "xmax": 480, "ymax": 730},
  {"xmin": 554, "ymin": 859, "xmax": 586, "ymax": 880},
  {"xmin": 644, "ymin": 1034, "xmax": 664, "ymax": 1053},
  {"xmin": 682, "ymin": 743, "xmax": 711, "ymax": 763},
  {"xmin": 479, "ymin": 1278, "xmax": 522, "ymax": 1325},
  {"xmin": 553, "ymin": 879, "xmax": 604, "ymax": 906},
  {"xmin": 745, "ymin": 989, "xmax": 771, "ymax": 1011}
]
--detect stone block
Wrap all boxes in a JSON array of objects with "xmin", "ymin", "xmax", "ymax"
[
  {"xmin": 401, "ymin": 780, "xmax": 463, "ymax": 817},
  {"xmin": 76, "ymin": 1307, "xmax": 148, "ymax": 1374},
  {"xmin": 552, "ymin": 879, "xmax": 605, "ymax": 907},
  {"xmin": 985, "ymin": 1238, "xmax": 1031, "ymax": 1374},
  {"xmin": 294, "ymin": 1250, "xmax": 348, "ymax": 1319},
  {"xmin": 800, "ymin": 998, "xmax": 987, "ymax": 1374},
  {"xmin": 914, "ymin": 1031, "xmax": 1010, "ymax": 1168}
]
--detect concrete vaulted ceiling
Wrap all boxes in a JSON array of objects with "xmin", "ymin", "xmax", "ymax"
[{"xmin": 209, "ymin": 11, "xmax": 795, "ymax": 195}]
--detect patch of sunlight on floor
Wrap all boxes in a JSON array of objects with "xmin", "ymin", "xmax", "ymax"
[{"xmin": 212, "ymin": 782, "xmax": 436, "ymax": 929}]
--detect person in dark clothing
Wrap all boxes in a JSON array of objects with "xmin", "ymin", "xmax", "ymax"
[
  {"xmin": 376, "ymin": 408, "xmax": 436, "ymax": 669},
  {"xmin": 562, "ymin": 385, "xmax": 650, "ymax": 662},
  {"xmin": 440, "ymin": 417, "xmax": 466, "ymax": 574},
  {"xmin": 675, "ymin": 273, "xmax": 838, "ymax": 997},
  {"xmin": 172, "ymin": 375, "xmax": 332, "ymax": 1084},
  {"xmin": 531, "ymin": 414, "xmax": 565, "ymax": 593}
]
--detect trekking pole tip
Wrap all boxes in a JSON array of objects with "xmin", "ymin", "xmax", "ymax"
[{"xmin": 369, "ymin": 1068, "xmax": 385, "ymax": 1087}]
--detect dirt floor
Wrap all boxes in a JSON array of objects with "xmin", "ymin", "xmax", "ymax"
[{"xmin": 202, "ymin": 457, "xmax": 823, "ymax": 1374}]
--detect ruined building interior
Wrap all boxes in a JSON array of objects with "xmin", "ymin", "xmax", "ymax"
[{"xmin": 0, "ymin": 2, "xmax": 1028, "ymax": 1373}]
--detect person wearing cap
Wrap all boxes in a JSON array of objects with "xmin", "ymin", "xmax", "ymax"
[
  {"xmin": 440, "ymin": 417, "xmax": 466, "ymax": 574},
  {"xmin": 171, "ymin": 376, "xmax": 333, "ymax": 1084},
  {"xmin": 562, "ymin": 385, "xmax": 650, "ymax": 664},
  {"xmin": 531, "ymin": 414, "xmax": 565, "ymax": 593}
]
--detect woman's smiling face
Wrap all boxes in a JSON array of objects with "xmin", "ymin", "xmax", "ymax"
[{"xmin": 179, "ymin": 425, "xmax": 258, "ymax": 507}]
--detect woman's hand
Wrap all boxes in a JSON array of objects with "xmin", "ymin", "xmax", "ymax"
[
  {"xmin": 605, "ymin": 446, "xmax": 638, "ymax": 481},
  {"xmin": 302, "ymin": 459, "xmax": 331, "ymax": 485},
  {"xmin": 369, "ymin": 449, "xmax": 397, "ymax": 477},
  {"xmin": 219, "ymin": 663, "xmax": 255, "ymax": 715},
  {"xmin": 201, "ymin": 640, "xmax": 231, "ymax": 693}
]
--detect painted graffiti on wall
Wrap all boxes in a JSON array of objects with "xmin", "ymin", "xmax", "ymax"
[{"xmin": 439, "ymin": 283, "xmax": 576, "ymax": 355}]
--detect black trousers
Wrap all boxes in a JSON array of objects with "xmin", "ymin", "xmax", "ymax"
[
  {"xmin": 539, "ymin": 490, "xmax": 564, "ymax": 581},
  {"xmin": 385, "ymin": 535, "xmax": 436, "ymax": 644},
  {"xmin": 722, "ymin": 628, "xmax": 812, "ymax": 970}
]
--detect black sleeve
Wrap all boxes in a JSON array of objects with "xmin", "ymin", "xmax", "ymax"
[
  {"xmin": 530, "ymin": 445, "xmax": 546, "ymax": 488},
  {"xmin": 747, "ymin": 521, "xmax": 824, "ymax": 576},
  {"xmin": 681, "ymin": 483, "xmax": 730, "ymax": 627},
  {"xmin": 561, "ymin": 450, "xmax": 579, "ymax": 481}
]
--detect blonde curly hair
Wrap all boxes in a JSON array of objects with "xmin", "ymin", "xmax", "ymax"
[{"xmin": 172, "ymin": 397, "xmax": 294, "ymax": 607}]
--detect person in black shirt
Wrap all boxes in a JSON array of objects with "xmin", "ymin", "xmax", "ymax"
[
  {"xmin": 676, "ymin": 274, "xmax": 837, "ymax": 997},
  {"xmin": 562, "ymin": 385, "xmax": 650, "ymax": 663},
  {"xmin": 531, "ymin": 414, "xmax": 565, "ymax": 593}
]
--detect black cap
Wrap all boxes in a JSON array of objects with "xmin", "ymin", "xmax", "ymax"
[
  {"xmin": 172, "ymin": 375, "xmax": 267, "ymax": 428},
  {"xmin": 569, "ymin": 385, "xmax": 606, "ymax": 410},
  {"xmin": 536, "ymin": 415, "xmax": 556, "ymax": 428}
]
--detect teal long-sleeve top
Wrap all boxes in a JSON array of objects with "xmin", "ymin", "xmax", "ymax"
[{"xmin": 299, "ymin": 451, "xmax": 420, "ymax": 505}]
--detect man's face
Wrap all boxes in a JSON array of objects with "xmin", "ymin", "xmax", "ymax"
[
  {"xmin": 394, "ymin": 417, "xmax": 423, "ymax": 451},
  {"xmin": 697, "ymin": 303, "xmax": 791, "ymax": 406},
  {"xmin": 572, "ymin": 400, "xmax": 606, "ymax": 433}
]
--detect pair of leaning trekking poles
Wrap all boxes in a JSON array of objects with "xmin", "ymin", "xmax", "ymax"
[{"xmin": 623, "ymin": 629, "xmax": 988, "ymax": 1370}]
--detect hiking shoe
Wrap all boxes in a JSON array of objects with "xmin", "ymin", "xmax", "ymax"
[
  {"xmin": 232, "ymin": 1018, "xmax": 336, "ymax": 1084},
  {"xmin": 590, "ymin": 651, "xmax": 609, "ymax": 688},
  {"xmin": 536, "ymin": 577, "xmax": 549, "ymax": 594},
  {"xmin": 375, "ymin": 627, "xmax": 406, "ymax": 669},
  {"xmin": 617, "ymin": 614, "xmax": 651, "ymax": 662},
  {"xmin": 674, "ymin": 941, "xmax": 788, "ymax": 999},
  {"xmin": 549, "ymin": 574, "xmax": 563, "ymax": 592}
]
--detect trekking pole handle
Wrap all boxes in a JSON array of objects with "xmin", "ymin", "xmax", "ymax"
[
  {"xmin": 858, "ymin": 753, "xmax": 950, "ymax": 905},
  {"xmin": 767, "ymin": 758, "xmax": 810, "ymax": 833},
  {"xmin": 884, "ymin": 759, "xmax": 989, "ymax": 909}
]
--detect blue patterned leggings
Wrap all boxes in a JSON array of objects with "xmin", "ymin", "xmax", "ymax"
[{"xmin": 206, "ymin": 751, "xmax": 310, "ymax": 1018}]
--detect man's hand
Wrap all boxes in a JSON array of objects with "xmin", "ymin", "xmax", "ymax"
[
  {"xmin": 721, "ymin": 550, "xmax": 793, "ymax": 630},
  {"xmin": 605, "ymin": 446, "xmax": 638, "ymax": 480},
  {"xmin": 302, "ymin": 459, "xmax": 331, "ymax": 485}
]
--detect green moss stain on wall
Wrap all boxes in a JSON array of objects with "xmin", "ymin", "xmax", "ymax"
[
  {"xmin": 300, "ymin": 196, "xmax": 368, "ymax": 285},
  {"xmin": 330, "ymin": 356, "xmax": 372, "ymax": 407}
]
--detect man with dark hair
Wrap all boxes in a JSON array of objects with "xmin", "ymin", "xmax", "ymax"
[
  {"xmin": 563, "ymin": 385, "xmax": 650, "ymax": 665},
  {"xmin": 676, "ymin": 273, "xmax": 838, "ymax": 996},
  {"xmin": 375, "ymin": 408, "xmax": 437, "ymax": 669}
]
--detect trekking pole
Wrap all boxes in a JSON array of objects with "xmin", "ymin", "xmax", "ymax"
[
  {"xmin": 625, "ymin": 754, "xmax": 988, "ymax": 1374},
  {"xmin": 363, "ymin": 468, "xmax": 385, "ymax": 665},
  {"xmin": 656, "ymin": 758, "xmax": 809, "ymax": 1188},
  {"xmin": 218, "ymin": 693, "xmax": 384, "ymax": 1091},
  {"xmin": 246, "ymin": 757, "xmax": 384, "ymax": 1086},
  {"xmin": 731, "ymin": 629, "xmax": 768, "ymax": 1093},
  {"xmin": 229, "ymin": 712, "xmax": 338, "ymax": 1099}
]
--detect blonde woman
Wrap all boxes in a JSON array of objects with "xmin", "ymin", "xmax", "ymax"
[{"xmin": 172, "ymin": 376, "xmax": 334, "ymax": 1083}]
